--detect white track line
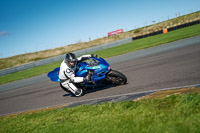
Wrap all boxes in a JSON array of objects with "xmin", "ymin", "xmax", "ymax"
[
  {"xmin": 66, "ymin": 83, "xmax": 200, "ymax": 105},
  {"xmin": 1, "ymin": 83, "xmax": 200, "ymax": 117}
]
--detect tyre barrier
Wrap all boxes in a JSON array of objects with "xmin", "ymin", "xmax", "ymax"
[{"xmin": 132, "ymin": 20, "xmax": 200, "ymax": 40}]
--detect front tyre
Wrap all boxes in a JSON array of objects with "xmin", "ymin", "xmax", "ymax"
[{"xmin": 106, "ymin": 70, "xmax": 127, "ymax": 85}]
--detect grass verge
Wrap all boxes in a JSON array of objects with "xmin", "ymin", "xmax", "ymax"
[
  {"xmin": 0, "ymin": 24, "xmax": 200, "ymax": 85},
  {"xmin": 0, "ymin": 61, "xmax": 60, "ymax": 85},
  {"xmin": 1, "ymin": 87, "xmax": 200, "ymax": 133},
  {"xmin": 1, "ymin": 11, "xmax": 199, "ymax": 70},
  {"xmin": 93, "ymin": 23, "xmax": 200, "ymax": 58}
]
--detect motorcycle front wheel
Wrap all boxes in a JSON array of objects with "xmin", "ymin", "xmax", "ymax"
[{"xmin": 106, "ymin": 70, "xmax": 127, "ymax": 85}]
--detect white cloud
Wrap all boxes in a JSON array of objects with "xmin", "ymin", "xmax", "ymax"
[{"xmin": 0, "ymin": 31, "xmax": 9, "ymax": 37}]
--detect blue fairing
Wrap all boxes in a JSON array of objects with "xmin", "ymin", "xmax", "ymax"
[
  {"xmin": 47, "ymin": 57, "xmax": 111, "ymax": 86},
  {"xmin": 47, "ymin": 67, "xmax": 60, "ymax": 82}
]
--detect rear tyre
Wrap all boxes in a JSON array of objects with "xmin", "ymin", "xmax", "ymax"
[{"xmin": 106, "ymin": 70, "xmax": 127, "ymax": 85}]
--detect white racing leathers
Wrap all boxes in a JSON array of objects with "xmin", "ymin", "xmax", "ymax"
[{"xmin": 59, "ymin": 55, "xmax": 92, "ymax": 95}]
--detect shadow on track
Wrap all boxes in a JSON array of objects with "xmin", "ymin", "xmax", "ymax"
[{"xmin": 63, "ymin": 84, "xmax": 116, "ymax": 97}]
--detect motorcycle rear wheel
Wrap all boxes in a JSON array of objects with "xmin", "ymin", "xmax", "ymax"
[{"xmin": 107, "ymin": 70, "xmax": 127, "ymax": 85}]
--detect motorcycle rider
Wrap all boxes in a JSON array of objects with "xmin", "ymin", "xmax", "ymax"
[{"xmin": 59, "ymin": 53, "xmax": 97, "ymax": 96}]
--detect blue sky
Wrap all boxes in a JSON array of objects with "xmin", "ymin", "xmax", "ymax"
[{"xmin": 0, "ymin": 0, "xmax": 200, "ymax": 58}]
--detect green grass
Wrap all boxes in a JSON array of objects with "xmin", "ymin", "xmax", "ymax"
[
  {"xmin": 94, "ymin": 23, "xmax": 200, "ymax": 58},
  {"xmin": 1, "ymin": 93, "xmax": 200, "ymax": 133},
  {"xmin": 0, "ymin": 61, "xmax": 61, "ymax": 85},
  {"xmin": 0, "ymin": 24, "xmax": 200, "ymax": 85},
  {"xmin": 1, "ymin": 11, "xmax": 200, "ymax": 70}
]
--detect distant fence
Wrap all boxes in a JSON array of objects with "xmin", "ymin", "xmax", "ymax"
[
  {"xmin": 0, "ymin": 38, "xmax": 132, "ymax": 76},
  {"xmin": 132, "ymin": 20, "xmax": 200, "ymax": 40},
  {"xmin": 1, "ymin": 20, "xmax": 200, "ymax": 77}
]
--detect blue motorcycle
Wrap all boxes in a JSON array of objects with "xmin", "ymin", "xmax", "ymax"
[{"xmin": 47, "ymin": 57, "xmax": 127, "ymax": 96}]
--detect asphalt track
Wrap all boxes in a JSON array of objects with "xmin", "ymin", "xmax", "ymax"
[{"xmin": 0, "ymin": 36, "xmax": 200, "ymax": 116}]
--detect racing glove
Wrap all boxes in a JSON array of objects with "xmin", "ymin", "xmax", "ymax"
[
  {"xmin": 91, "ymin": 54, "xmax": 97, "ymax": 58},
  {"xmin": 84, "ymin": 74, "xmax": 91, "ymax": 82}
]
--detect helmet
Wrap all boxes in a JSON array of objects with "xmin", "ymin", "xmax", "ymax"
[{"xmin": 65, "ymin": 53, "xmax": 77, "ymax": 69}]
